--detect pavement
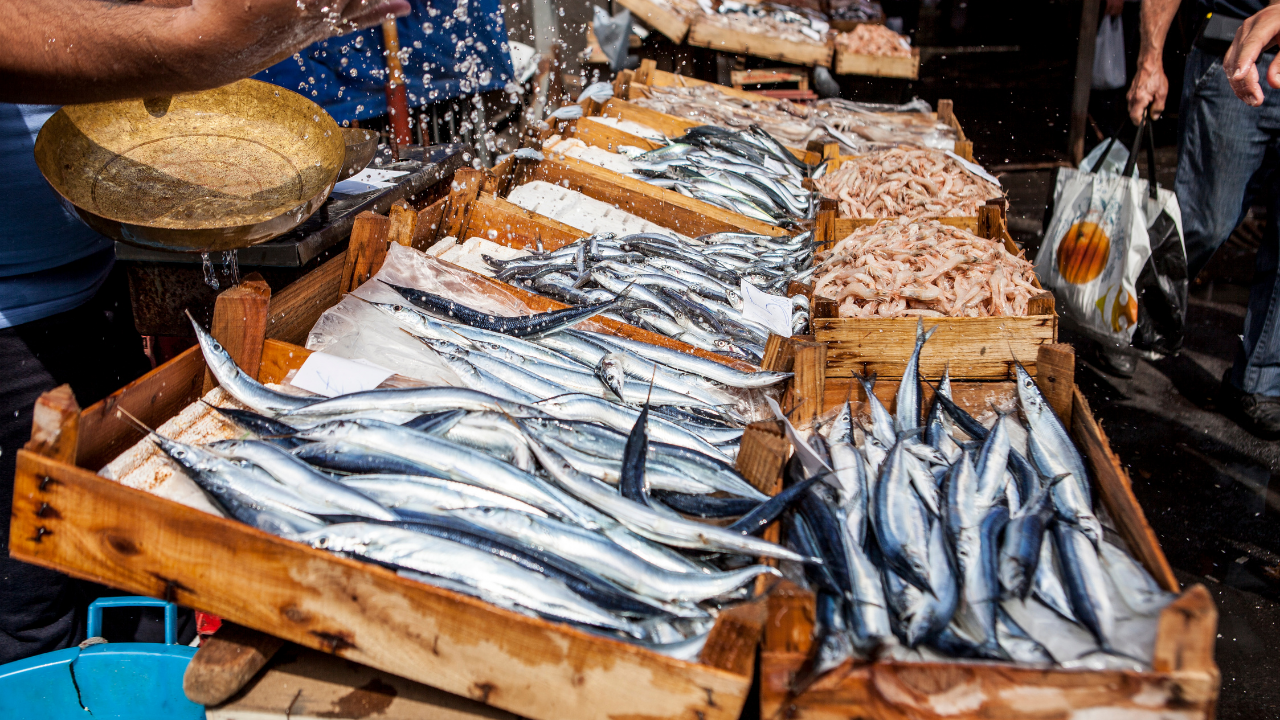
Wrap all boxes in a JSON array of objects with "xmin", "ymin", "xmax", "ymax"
[{"xmin": 1002, "ymin": 168, "xmax": 1280, "ymax": 720}]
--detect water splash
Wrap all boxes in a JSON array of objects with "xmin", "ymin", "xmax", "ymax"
[
  {"xmin": 201, "ymin": 252, "xmax": 220, "ymax": 291},
  {"xmin": 222, "ymin": 250, "xmax": 241, "ymax": 287}
]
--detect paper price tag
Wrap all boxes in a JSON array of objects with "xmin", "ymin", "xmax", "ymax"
[
  {"xmin": 739, "ymin": 280, "xmax": 793, "ymax": 338},
  {"xmin": 292, "ymin": 352, "xmax": 394, "ymax": 398},
  {"xmin": 944, "ymin": 150, "xmax": 1001, "ymax": 188}
]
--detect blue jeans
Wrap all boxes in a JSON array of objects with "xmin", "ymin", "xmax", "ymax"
[{"xmin": 1177, "ymin": 47, "xmax": 1280, "ymax": 396}]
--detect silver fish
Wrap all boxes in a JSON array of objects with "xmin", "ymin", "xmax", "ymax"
[
  {"xmin": 339, "ymin": 474, "xmax": 548, "ymax": 516},
  {"xmin": 189, "ymin": 313, "xmax": 314, "ymax": 415}
]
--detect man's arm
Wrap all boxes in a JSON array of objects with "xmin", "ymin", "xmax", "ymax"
[
  {"xmin": 0, "ymin": 0, "xmax": 410, "ymax": 105},
  {"xmin": 1224, "ymin": 5, "xmax": 1280, "ymax": 106},
  {"xmin": 1126, "ymin": 0, "xmax": 1181, "ymax": 124}
]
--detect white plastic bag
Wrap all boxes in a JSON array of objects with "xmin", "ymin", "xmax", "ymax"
[
  {"xmin": 1036, "ymin": 167, "xmax": 1150, "ymax": 346},
  {"xmin": 1092, "ymin": 15, "xmax": 1126, "ymax": 91}
]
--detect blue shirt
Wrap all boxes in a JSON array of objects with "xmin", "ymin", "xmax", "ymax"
[
  {"xmin": 254, "ymin": 0, "xmax": 514, "ymax": 125},
  {"xmin": 0, "ymin": 105, "xmax": 113, "ymax": 329}
]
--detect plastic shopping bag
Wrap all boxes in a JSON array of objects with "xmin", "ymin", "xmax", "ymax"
[
  {"xmin": 1037, "ymin": 119, "xmax": 1186, "ymax": 354},
  {"xmin": 1092, "ymin": 15, "xmax": 1127, "ymax": 91}
]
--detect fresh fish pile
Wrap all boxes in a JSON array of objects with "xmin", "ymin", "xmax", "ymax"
[
  {"xmin": 815, "ymin": 147, "xmax": 1002, "ymax": 220},
  {"xmin": 166, "ymin": 314, "xmax": 810, "ymax": 655},
  {"xmin": 699, "ymin": 1, "xmax": 832, "ymax": 45},
  {"xmin": 834, "ymin": 24, "xmax": 912, "ymax": 58},
  {"xmin": 813, "ymin": 218, "xmax": 1039, "ymax": 318},
  {"xmin": 486, "ymin": 230, "xmax": 813, "ymax": 362},
  {"xmin": 775, "ymin": 322, "xmax": 1173, "ymax": 682},
  {"xmin": 618, "ymin": 125, "xmax": 815, "ymax": 225},
  {"xmin": 632, "ymin": 84, "xmax": 957, "ymax": 153},
  {"xmin": 829, "ymin": 0, "xmax": 884, "ymax": 23}
]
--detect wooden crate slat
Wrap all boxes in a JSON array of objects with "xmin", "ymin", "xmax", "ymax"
[
  {"xmin": 814, "ymin": 316, "xmax": 1057, "ymax": 380},
  {"xmin": 10, "ymin": 451, "xmax": 754, "ymax": 720},
  {"xmin": 684, "ymin": 21, "xmax": 833, "ymax": 67},
  {"xmin": 834, "ymin": 46, "xmax": 920, "ymax": 78},
  {"xmin": 614, "ymin": 0, "xmax": 690, "ymax": 43},
  {"xmin": 265, "ymin": 252, "xmax": 347, "ymax": 345},
  {"xmin": 520, "ymin": 154, "xmax": 787, "ymax": 237}
]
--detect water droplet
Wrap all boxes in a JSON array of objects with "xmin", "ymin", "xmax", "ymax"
[{"xmin": 201, "ymin": 252, "xmax": 220, "ymax": 291}]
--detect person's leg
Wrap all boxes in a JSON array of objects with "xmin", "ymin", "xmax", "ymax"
[
  {"xmin": 0, "ymin": 264, "xmax": 153, "ymax": 664},
  {"xmin": 1176, "ymin": 49, "xmax": 1274, "ymax": 281}
]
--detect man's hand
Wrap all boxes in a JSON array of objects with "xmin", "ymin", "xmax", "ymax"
[
  {"xmin": 1128, "ymin": 57, "xmax": 1169, "ymax": 123},
  {"xmin": 1224, "ymin": 6, "xmax": 1280, "ymax": 106},
  {"xmin": 1127, "ymin": 0, "xmax": 1181, "ymax": 124},
  {"xmin": 0, "ymin": 0, "xmax": 411, "ymax": 104}
]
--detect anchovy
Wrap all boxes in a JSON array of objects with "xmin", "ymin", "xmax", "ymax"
[
  {"xmin": 206, "ymin": 439, "xmax": 399, "ymax": 521},
  {"xmin": 454, "ymin": 507, "xmax": 780, "ymax": 603},
  {"xmin": 189, "ymin": 313, "xmax": 314, "ymax": 415},
  {"xmin": 283, "ymin": 386, "xmax": 545, "ymax": 419},
  {"xmin": 382, "ymin": 281, "xmax": 619, "ymax": 337},
  {"xmin": 303, "ymin": 523, "xmax": 638, "ymax": 634},
  {"xmin": 340, "ymin": 474, "xmax": 548, "ymax": 516},
  {"xmin": 895, "ymin": 318, "xmax": 937, "ymax": 432},
  {"xmin": 874, "ymin": 433, "xmax": 933, "ymax": 594},
  {"xmin": 204, "ymin": 404, "xmax": 305, "ymax": 449},
  {"xmin": 525, "ymin": 437, "xmax": 811, "ymax": 562},
  {"xmin": 291, "ymin": 419, "xmax": 594, "ymax": 526}
]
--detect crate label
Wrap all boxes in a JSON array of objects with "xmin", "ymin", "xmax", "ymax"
[
  {"xmin": 740, "ymin": 280, "xmax": 792, "ymax": 338},
  {"xmin": 293, "ymin": 352, "xmax": 394, "ymax": 397}
]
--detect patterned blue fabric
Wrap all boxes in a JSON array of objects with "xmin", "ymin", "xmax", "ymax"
[{"xmin": 254, "ymin": 0, "xmax": 515, "ymax": 125}]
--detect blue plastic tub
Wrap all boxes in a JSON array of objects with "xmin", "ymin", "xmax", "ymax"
[{"xmin": 0, "ymin": 597, "xmax": 205, "ymax": 720}]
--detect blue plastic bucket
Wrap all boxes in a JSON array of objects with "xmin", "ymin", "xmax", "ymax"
[{"xmin": 0, "ymin": 596, "xmax": 205, "ymax": 720}]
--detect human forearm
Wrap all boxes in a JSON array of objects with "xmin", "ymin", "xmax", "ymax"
[
  {"xmin": 1137, "ymin": 0, "xmax": 1180, "ymax": 68},
  {"xmin": 0, "ymin": 0, "xmax": 407, "ymax": 105}
]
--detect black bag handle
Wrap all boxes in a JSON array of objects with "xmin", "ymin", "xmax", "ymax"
[{"xmin": 1120, "ymin": 109, "xmax": 1160, "ymax": 200}]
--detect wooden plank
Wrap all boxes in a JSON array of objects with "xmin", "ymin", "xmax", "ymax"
[
  {"xmin": 258, "ymin": 339, "xmax": 314, "ymax": 385},
  {"xmin": 265, "ymin": 252, "xmax": 346, "ymax": 346},
  {"xmin": 184, "ymin": 622, "xmax": 286, "ymax": 706},
  {"xmin": 207, "ymin": 646, "xmax": 519, "ymax": 720},
  {"xmin": 1152, "ymin": 585, "xmax": 1219, "ymax": 684},
  {"xmin": 686, "ymin": 19, "xmax": 833, "ymax": 67},
  {"xmin": 789, "ymin": 341, "xmax": 826, "ymax": 427},
  {"xmin": 441, "ymin": 168, "xmax": 487, "ymax": 239},
  {"xmin": 388, "ymin": 201, "xmax": 418, "ymax": 247},
  {"xmin": 612, "ymin": 69, "xmax": 633, "ymax": 99},
  {"xmin": 814, "ymin": 316, "xmax": 1058, "ymax": 380},
  {"xmin": 76, "ymin": 344, "xmax": 205, "ymax": 472},
  {"xmin": 523, "ymin": 154, "xmax": 786, "ymax": 237},
  {"xmin": 25, "ymin": 384, "xmax": 80, "ymax": 464},
  {"xmin": 203, "ymin": 275, "xmax": 272, "ymax": 394},
  {"xmin": 10, "ymin": 451, "xmax": 755, "ymax": 720},
  {"xmin": 615, "ymin": 0, "xmax": 690, "ymax": 43},
  {"xmin": 823, "ymin": 377, "xmax": 1017, "ymax": 418},
  {"xmin": 698, "ymin": 598, "xmax": 767, "ymax": 678},
  {"xmin": 410, "ymin": 194, "xmax": 450, "ymax": 250},
  {"xmin": 816, "ymin": 197, "xmax": 838, "ymax": 250},
  {"xmin": 1072, "ymin": 386, "xmax": 1181, "ymax": 593},
  {"xmin": 340, "ymin": 213, "xmax": 392, "ymax": 296},
  {"xmin": 731, "ymin": 68, "xmax": 808, "ymax": 90},
  {"xmin": 1036, "ymin": 343, "xmax": 1076, "ymax": 426},
  {"xmin": 734, "ymin": 421, "xmax": 788, "ymax": 497},
  {"xmin": 760, "ymin": 652, "xmax": 1217, "ymax": 720},
  {"xmin": 834, "ymin": 46, "xmax": 920, "ymax": 79},
  {"xmin": 567, "ymin": 117, "xmax": 661, "ymax": 153},
  {"xmin": 830, "ymin": 215, "xmax": 980, "ymax": 239},
  {"xmin": 465, "ymin": 192, "xmax": 585, "ymax": 252}
]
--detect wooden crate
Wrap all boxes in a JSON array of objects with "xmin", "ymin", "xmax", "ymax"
[
  {"xmin": 686, "ymin": 16, "xmax": 833, "ymax": 67},
  {"xmin": 811, "ymin": 204, "xmax": 1057, "ymax": 381},
  {"xmin": 497, "ymin": 151, "xmax": 789, "ymax": 237},
  {"xmin": 10, "ymin": 206, "xmax": 780, "ymax": 720},
  {"xmin": 834, "ymin": 46, "xmax": 920, "ymax": 79},
  {"xmin": 758, "ymin": 345, "xmax": 1220, "ymax": 720},
  {"xmin": 627, "ymin": 63, "xmax": 972, "ymax": 161},
  {"xmin": 615, "ymin": 0, "xmax": 692, "ymax": 43}
]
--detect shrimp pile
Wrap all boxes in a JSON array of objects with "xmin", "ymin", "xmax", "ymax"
[
  {"xmin": 813, "ymin": 217, "xmax": 1039, "ymax": 318},
  {"xmin": 815, "ymin": 147, "xmax": 1002, "ymax": 219},
  {"xmin": 834, "ymin": 24, "xmax": 912, "ymax": 57}
]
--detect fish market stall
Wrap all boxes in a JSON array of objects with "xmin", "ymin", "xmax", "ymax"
[
  {"xmin": 810, "ymin": 205, "xmax": 1058, "ymax": 380},
  {"xmin": 10, "ymin": 200, "xmax": 803, "ymax": 720},
  {"xmin": 757, "ymin": 342, "xmax": 1220, "ymax": 720},
  {"xmin": 685, "ymin": 2, "xmax": 834, "ymax": 67},
  {"xmin": 615, "ymin": 0, "xmax": 697, "ymax": 43},
  {"xmin": 625, "ymin": 63, "xmax": 973, "ymax": 160},
  {"xmin": 833, "ymin": 24, "xmax": 920, "ymax": 79}
]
